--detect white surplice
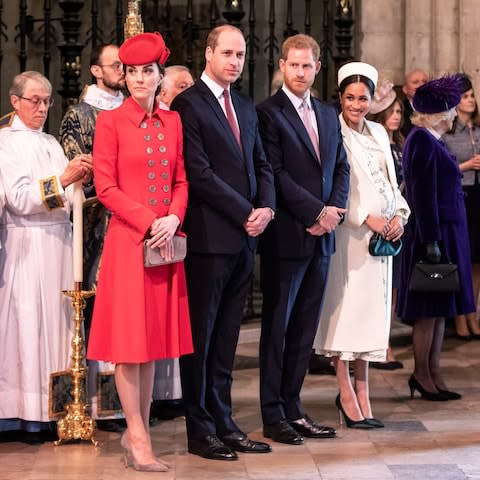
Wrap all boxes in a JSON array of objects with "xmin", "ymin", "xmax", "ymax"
[{"xmin": 0, "ymin": 115, "xmax": 74, "ymax": 423}]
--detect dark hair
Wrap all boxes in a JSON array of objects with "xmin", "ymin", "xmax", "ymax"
[
  {"xmin": 123, "ymin": 62, "xmax": 165, "ymax": 97},
  {"xmin": 446, "ymin": 77, "xmax": 480, "ymax": 134},
  {"xmin": 367, "ymin": 98, "xmax": 405, "ymax": 146},
  {"xmin": 90, "ymin": 44, "xmax": 117, "ymax": 68},
  {"xmin": 339, "ymin": 74, "xmax": 375, "ymax": 97}
]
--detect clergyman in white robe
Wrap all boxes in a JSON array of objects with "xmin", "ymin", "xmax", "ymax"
[{"xmin": 0, "ymin": 114, "xmax": 75, "ymax": 430}]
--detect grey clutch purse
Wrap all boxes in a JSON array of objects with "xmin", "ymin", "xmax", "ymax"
[{"xmin": 143, "ymin": 235, "xmax": 187, "ymax": 267}]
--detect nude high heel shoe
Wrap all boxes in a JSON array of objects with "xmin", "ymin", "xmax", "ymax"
[{"xmin": 120, "ymin": 433, "xmax": 169, "ymax": 472}]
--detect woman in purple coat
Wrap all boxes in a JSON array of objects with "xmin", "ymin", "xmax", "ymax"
[{"xmin": 397, "ymin": 74, "xmax": 476, "ymax": 401}]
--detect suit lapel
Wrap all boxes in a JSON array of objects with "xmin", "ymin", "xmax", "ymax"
[
  {"xmin": 340, "ymin": 113, "xmax": 373, "ymax": 184},
  {"xmin": 277, "ymin": 90, "xmax": 319, "ymax": 164},
  {"xmin": 198, "ymin": 80, "xmax": 243, "ymax": 157},
  {"xmin": 311, "ymin": 100, "xmax": 327, "ymax": 165},
  {"xmin": 368, "ymin": 121, "xmax": 397, "ymax": 185},
  {"xmin": 231, "ymin": 92, "xmax": 249, "ymax": 152}
]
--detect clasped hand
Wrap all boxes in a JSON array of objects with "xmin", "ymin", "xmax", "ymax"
[
  {"xmin": 146, "ymin": 214, "xmax": 180, "ymax": 262},
  {"xmin": 60, "ymin": 154, "xmax": 93, "ymax": 188},
  {"xmin": 366, "ymin": 214, "xmax": 404, "ymax": 242},
  {"xmin": 306, "ymin": 206, "xmax": 347, "ymax": 236},
  {"xmin": 467, "ymin": 154, "xmax": 480, "ymax": 171},
  {"xmin": 243, "ymin": 207, "xmax": 273, "ymax": 237}
]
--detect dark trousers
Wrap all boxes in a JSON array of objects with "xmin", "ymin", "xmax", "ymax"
[
  {"xmin": 180, "ymin": 246, "xmax": 254, "ymax": 440},
  {"xmin": 259, "ymin": 247, "xmax": 330, "ymax": 425}
]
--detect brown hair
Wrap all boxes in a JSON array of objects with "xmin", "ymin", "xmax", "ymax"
[
  {"xmin": 368, "ymin": 98, "xmax": 405, "ymax": 146},
  {"xmin": 281, "ymin": 34, "xmax": 320, "ymax": 62},
  {"xmin": 206, "ymin": 25, "xmax": 244, "ymax": 51}
]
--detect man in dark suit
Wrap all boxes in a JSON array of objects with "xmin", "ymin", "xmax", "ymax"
[
  {"xmin": 171, "ymin": 25, "xmax": 275, "ymax": 461},
  {"xmin": 401, "ymin": 68, "xmax": 428, "ymax": 138},
  {"xmin": 257, "ymin": 34, "xmax": 349, "ymax": 445}
]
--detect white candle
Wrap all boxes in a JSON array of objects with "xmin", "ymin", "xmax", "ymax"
[{"xmin": 73, "ymin": 181, "xmax": 83, "ymax": 283}]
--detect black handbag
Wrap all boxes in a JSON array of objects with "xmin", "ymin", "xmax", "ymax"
[
  {"xmin": 408, "ymin": 262, "xmax": 460, "ymax": 293},
  {"xmin": 368, "ymin": 233, "xmax": 402, "ymax": 257}
]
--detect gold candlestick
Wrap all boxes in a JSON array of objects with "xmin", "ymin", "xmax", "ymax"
[
  {"xmin": 124, "ymin": 0, "xmax": 144, "ymax": 39},
  {"xmin": 55, "ymin": 282, "xmax": 97, "ymax": 446}
]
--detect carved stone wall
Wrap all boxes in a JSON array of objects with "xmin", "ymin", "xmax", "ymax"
[{"xmin": 358, "ymin": 0, "xmax": 480, "ymax": 91}]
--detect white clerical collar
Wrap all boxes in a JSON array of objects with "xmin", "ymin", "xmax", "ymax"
[
  {"xmin": 201, "ymin": 72, "xmax": 229, "ymax": 100},
  {"xmin": 81, "ymin": 84, "xmax": 124, "ymax": 111},
  {"xmin": 11, "ymin": 114, "xmax": 43, "ymax": 132},
  {"xmin": 282, "ymin": 85, "xmax": 312, "ymax": 111}
]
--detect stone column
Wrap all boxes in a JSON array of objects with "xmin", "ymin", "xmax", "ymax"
[
  {"xmin": 458, "ymin": 0, "xmax": 480, "ymax": 94},
  {"xmin": 403, "ymin": 0, "xmax": 434, "ymax": 76},
  {"xmin": 431, "ymin": 0, "xmax": 458, "ymax": 77},
  {"xmin": 358, "ymin": 0, "xmax": 405, "ymax": 84}
]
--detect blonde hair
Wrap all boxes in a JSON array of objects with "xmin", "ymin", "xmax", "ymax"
[{"xmin": 411, "ymin": 108, "xmax": 456, "ymax": 128}]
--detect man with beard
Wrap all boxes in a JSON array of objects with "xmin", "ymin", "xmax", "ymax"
[{"xmin": 59, "ymin": 44, "xmax": 125, "ymax": 432}]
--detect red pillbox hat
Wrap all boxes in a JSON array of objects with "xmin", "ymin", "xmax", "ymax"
[{"xmin": 119, "ymin": 32, "xmax": 170, "ymax": 66}]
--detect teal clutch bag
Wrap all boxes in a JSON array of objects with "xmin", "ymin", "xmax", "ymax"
[{"xmin": 368, "ymin": 233, "xmax": 402, "ymax": 257}]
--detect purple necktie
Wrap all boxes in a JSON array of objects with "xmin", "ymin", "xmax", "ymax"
[
  {"xmin": 301, "ymin": 99, "xmax": 320, "ymax": 161},
  {"xmin": 223, "ymin": 89, "xmax": 242, "ymax": 149}
]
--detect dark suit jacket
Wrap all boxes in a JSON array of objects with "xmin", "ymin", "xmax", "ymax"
[
  {"xmin": 171, "ymin": 80, "xmax": 275, "ymax": 254},
  {"xmin": 256, "ymin": 89, "xmax": 349, "ymax": 259},
  {"xmin": 401, "ymin": 97, "xmax": 414, "ymax": 138}
]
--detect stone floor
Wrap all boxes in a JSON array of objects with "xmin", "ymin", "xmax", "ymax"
[{"xmin": 1, "ymin": 327, "xmax": 479, "ymax": 480}]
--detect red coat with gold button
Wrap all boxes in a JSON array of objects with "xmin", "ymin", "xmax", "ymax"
[{"xmin": 87, "ymin": 97, "xmax": 193, "ymax": 363}]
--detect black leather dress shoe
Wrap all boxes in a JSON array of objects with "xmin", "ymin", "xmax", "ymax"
[
  {"xmin": 96, "ymin": 419, "xmax": 127, "ymax": 432},
  {"xmin": 288, "ymin": 415, "xmax": 336, "ymax": 439},
  {"xmin": 188, "ymin": 435, "xmax": 238, "ymax": 461},
  {"xmin": 263, "ymin": 419, "xmax": 304, "ymax": 445},
  {"xmin": 221, "ymin": 431, "xmax": 272, "ymax": 453},
  {"xmin": 150, "ymin": 399, "xmax": 185, "ymax": 420}
]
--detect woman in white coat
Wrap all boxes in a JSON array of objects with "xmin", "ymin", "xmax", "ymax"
[{"xmin": 314, "ymin": 62, "xmax": 410, "ymax": 428}]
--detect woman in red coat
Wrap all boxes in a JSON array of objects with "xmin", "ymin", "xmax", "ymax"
[{"xmin": 87, "ymin": 32, "xmax": 192, "ymax": 471}]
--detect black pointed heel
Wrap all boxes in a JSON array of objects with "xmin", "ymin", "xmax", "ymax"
[
  {"xmin": 364, "ymin": 417, "xmax": 384, "ymax": 428},
  {"xmin": 408, "ymin": 375, "xmax": 449, "ymax": 401},
  {"xmin": 335, "ymin": 394, "xmax": 374, "ymax": 429},
  {"xmin": 436, "ymin": 387, "xmax": 462, "ymax": 400}
]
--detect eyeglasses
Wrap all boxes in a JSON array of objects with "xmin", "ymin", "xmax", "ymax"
[
  {"xmin": 98, "ymin": 62, "xmax": 123, "ymax": 72},
  {"xmin": 17, "ymin": 95, "xmax": 54, "ymax": 108}
]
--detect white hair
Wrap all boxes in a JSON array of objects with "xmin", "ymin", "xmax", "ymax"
[{"xmin": 411, "ymin": 107, "xmax": 456, "ymax": 128}]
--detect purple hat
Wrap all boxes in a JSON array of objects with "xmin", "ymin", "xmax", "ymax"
[{"xmin": 412, "ymin": 74, "xmax": 462, "ymax": 114}]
